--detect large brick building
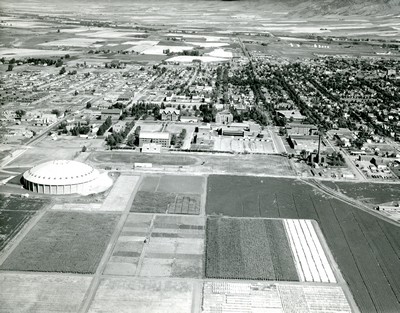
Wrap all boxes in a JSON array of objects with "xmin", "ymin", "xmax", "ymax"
[{"xmin": 139, "ymin": 132, "xmax": 170, "ymax": 148}]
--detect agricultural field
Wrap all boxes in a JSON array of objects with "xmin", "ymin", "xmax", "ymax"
[
  {"xmin": 140, "ymin": 215, "xmax": 204, "ymax": 278},
  {"xmin": 205, "ymin": 217, "xmax": 298, "ymax": 281},
  {"xmin": 0, "ymin": 194, "xmax": 48, "ymax": 211},
  {"xmin": 202, "ymin": 281, "xmax": 352, "ymax": 313},
  {"xmin": 88, "ymin": 278, "xmax": 193, "ymax": 313},
  {"xmin": 206, "ymin": 175, "xmax": 400, "ymax": 313},
  {"xmin": 131, "ymin": 175, "xmax": 204, "ymax": 214},
  {"xmin": 104, "ymin": 213, "xmax": 150, "ymax": 276},
  {"xmin": 0, "ymin": 195, "xmax": 49, "ymax": 251},
  {"xmin": 105, "ymin": 214, "xmax": 205, "ymax": 278},
  {"xmin": 0, "ymin": 210, "xmax": 34, "ymax": 252},
  {"xmin": 0, "ymin": 273, "xmax": 92, "ymax": 313},
  {"xmin": 0, "ymin": 212, "xmax": 119, "ymax": 273},
  {"xmin": 321, "ymin": 181, "xmax": 400, "ymax": 205},
  {"xmin": 284, "ymin": 219, "xmax": 336, "ymax": 283}
]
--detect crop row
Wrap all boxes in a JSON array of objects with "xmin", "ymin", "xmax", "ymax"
[
  {"xmin": 206, "ymin": 175, "xmax": 400, "ymax": 312},
  {"xmin": 205, "ymin": 217, "xmax": 298, "ymax": 281}
]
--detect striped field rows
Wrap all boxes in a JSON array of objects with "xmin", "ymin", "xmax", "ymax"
[
  {"xmin": 284, "ymin": 219, "xmax": 336, "ymax": 283},
  {"xmin": 202, "ymin": 281, "xmax": 352, "ymax": 313}
]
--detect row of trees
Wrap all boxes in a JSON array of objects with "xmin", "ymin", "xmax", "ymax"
[
  {"xmin": 106, "ymin": 121, "xmax": 135, "ymax": 147},
  {"xmin": 171, "ymin": 128, "xmax": 187, "ymax": 148},
  {"xmin": 97, "ymin": 116, "xmax": 112, "ymax": 136}
]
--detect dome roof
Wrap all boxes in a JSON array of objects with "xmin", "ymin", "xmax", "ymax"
[{"xmin": 23, "ymin": 160, "xmax": 99, "ymax": 186}]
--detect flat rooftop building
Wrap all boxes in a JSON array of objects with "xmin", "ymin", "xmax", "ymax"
[{"xmin": 139, "ymin": 132, "xmax": 170, "ymax": 148}]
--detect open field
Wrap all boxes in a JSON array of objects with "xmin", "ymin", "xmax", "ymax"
[
  {"xmin": 0, "ymin": 273, "xmax": 92, "ymax": 313},
  {"xmin": 100, "ymin": 175, "xmax": 140, "ymax": 211},
  {"xmin": 104, "ymin": 214, "xmax": 204, "ymax": 278},
  {"xmin": 1, "ymin": 212, "xmax": 119, "ymax": 273},
  {"xmin": 202, "ymin": 281, "xmax": 352, "ymax": 313},
  {"xmin": 131, "ymin": 175, "xmax": 204, "ymax": 214},
  {"xmin": 205, "ymin": 217, "xmax": 298, "ymax": 281},
  {"xmin": 206, "ymin": 175, "xmax": 400, "ymax": 313},
  {"xmin": 166, "ymin": 55, "xmax": 229, "ymax": 63},
  {"xmin": 0, "ymin": 195, "xmax": 49, "ymax": 251},
  {"xmin": 140, "ymin": 175, "xmax": 205, "ymax": 194},
  {"xmin": 0, "ymin": 48, "xmax": 77, "ymax": 58},
  {"xmin": 39, "ymin": 38, "xmax": 103, "ymax": 47},
  {"xmin": 321, "ymin": 181, "xmax": 400, "ymax": 205},
  {"xmin": 104, "ymin": 213, "xmax": 150, "ymax": 276},
  {"xmin": 0, "ymin": 194, "xmax": 48, "ymax": 211},
  {"xmin": 89, "ymin": 151, "xmax": 199, "ymax": 166},
  {"xmin": 0, "ymin": 210, "xmax": 34, "ymax": 252},
  {"xmin": 132, "ymin": 191, "xmax": 201, "ymax": 214},
  {"xmin": 89, "ymin": 152, "xmax": 294, "ymax": 176},
  {"xmin": 88, "ymin": 278, "xmax": 193, "ymax": 313},
  {"xmin": 8, "ymin": 147, "xmax": 78, "ymax": 167},
  {"xmin": 140, "ymin": 215, "xmax": 205, "ymax": 278}
]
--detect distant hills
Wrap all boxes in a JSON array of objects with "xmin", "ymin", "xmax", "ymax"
[
  {"xmin": 216, "ymin": 0, "xmax": 400, "ymax": 16},
  {"xmin": 286, "ymin": 0, "xmax": 400, "ymax": 16}
]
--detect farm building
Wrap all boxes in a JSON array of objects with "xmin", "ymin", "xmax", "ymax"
[
  {"xmin": 22, "ymin": 160, "xmax": 111, "ymax": 195},
  {"xmin": 139, "ymin": 132, "xmax": 170, "ymax": 148}
]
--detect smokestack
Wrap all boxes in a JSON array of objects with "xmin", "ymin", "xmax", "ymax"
[{"xmin": 317, "ymin": 134, "xmax": 321, "ymax": 163}]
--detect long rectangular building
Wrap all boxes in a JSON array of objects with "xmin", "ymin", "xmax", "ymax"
[{"xmin": 139, "ymin": 132, "xmax": 170, "ymax": 148}]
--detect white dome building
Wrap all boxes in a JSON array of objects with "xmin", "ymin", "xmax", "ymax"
[{"xmin": 22, "ymin": 160, "xmax": 107, "ymax": 195}]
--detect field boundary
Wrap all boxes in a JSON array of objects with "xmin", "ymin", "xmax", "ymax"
[
  {"xmin": 78, "ymin": 175, "xmax": 143, "ymax": 313},
  {"xmin": 0, "ymin": 201, "xmax": 52, "ymax": 265}
]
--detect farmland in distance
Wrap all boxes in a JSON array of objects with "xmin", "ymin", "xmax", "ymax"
[{"xmin": 206, "ymin": 175, "xmax": 400, "ymax": 313}]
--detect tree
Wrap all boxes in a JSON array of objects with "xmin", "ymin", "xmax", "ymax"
[
  {"xmin": 15, "ymin": 109, "xmax": 26, "ymax": 118},
  {"xmin": 6, "ymin": 64, "xmax": 13, "ymax": 72},
  {"xmin": 55, "ymin": 59, "xmax": 63, "ymax": 68},
  {"xmin": 170, "ymin": 134, "xmax": 177, "ymax": 146},
  {"xmin": 51, "ymin": 109, "xmax": 62, "ymax": 117},
  {"xmin": 134, "ymin": 126, "xmax": 141, "ymax": 146},
  {"xmin": 59, "ymin": 67, "xmax": 66, "ymax": 75},
  {"xmin": 81, "ymin": 145, "xmax": 87, "ymax": 152},
  {"xmin": 127, "ymin": 134, "xmax": 135, "ymax": 147},
  {"xmin": 86, "ymin": 102, "xmax": 92, "ymax": 109}
]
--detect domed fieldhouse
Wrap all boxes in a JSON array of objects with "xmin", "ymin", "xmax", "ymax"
[{"xmin": 22, "ymin": 160, "xmax": 112, "ymax": 195}]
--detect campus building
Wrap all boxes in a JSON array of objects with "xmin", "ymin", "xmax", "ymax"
[
  {"xmin": 22, "ymin": 160, "xmax": 106, "ymax": 195},
  {"xmin": 139, "ymin": 132, "xmax": 170, "ymax": 148},
  {"xmin": 161, "ymin": 108, "xmax": 180, "ymax": 121}
]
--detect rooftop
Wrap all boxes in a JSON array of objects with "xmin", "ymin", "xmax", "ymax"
[{"xmin": 139, "ymin": 131, "xmax": 170, "ymax": 140}]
